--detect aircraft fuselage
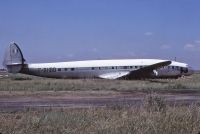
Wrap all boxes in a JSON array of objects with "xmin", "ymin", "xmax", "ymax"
[
  {"xmin": 21, "ymin": 59, "xmax": 193, "ymax": 79},
  {"xmin": 3, "ymin": 43, "xmax": 193, "ymax": 80}
]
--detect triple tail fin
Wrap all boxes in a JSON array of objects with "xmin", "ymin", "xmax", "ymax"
[{"xmin": 3, "ymin": 42, "xmax": 26, "ymax": 73}]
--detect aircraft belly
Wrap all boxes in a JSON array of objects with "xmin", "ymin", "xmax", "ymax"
[
  {"xmin": 25, "ymin": 68, "xmax": 121, "ymax": 79},
  {"xmin": 25, "ymin": 69, "xmax": 93, "ymax": 78}
]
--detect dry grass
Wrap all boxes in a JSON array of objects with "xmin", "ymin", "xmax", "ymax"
[
  {"xmin": 0, "ymin": 73, "xmax": 200, "ymax": 92},
  {"xmin": 0, "ymin": 74, "xmax": 200, "ymax": 133},
  {"xmin": 0, "ymin": 97, "xmax": 200, "ymax": 134}
]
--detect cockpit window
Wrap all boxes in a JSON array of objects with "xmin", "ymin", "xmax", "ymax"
[
  {"xmin": 184, "ymin": 68, "xmax": 188, "ymax": 73},
  {"xmin": 180, "ymin": 67, "xmax": 188, "ymax": 73}
]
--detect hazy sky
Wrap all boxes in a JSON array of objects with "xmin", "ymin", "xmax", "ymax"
[{"xmin": 0, "ymin": 0, "xmax": 200, "ymax": 69}]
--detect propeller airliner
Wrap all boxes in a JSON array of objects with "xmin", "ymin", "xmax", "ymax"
[{"xmin": 3, "ymin": 43, "xmax": 193, "ymax": 79}]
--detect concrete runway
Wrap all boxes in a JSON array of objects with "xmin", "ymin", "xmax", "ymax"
[{"xmin": 0, "ymin": 90, "xmax": 200, "ymax": 111}]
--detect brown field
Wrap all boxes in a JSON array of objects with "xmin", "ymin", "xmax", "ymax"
[
  {"xmin": 0, "ymin": 98, "xmax": 200, "ymax": 134},
  {"xmin": 0, "ymin": 73, "xmax": 200, "ymax": 92},
  {"xmin": 0, "ymin": 73, "xmax": 200, "ymax": 134}
]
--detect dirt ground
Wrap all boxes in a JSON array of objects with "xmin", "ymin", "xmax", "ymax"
[{"xmin": 0, "ymin": 90, "xmax": 200, "ymax": 111}]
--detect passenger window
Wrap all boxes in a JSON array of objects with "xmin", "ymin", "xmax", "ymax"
[
  {"xmin": 123, "ymin": 66, "xmax": 128, "ymax": 69},
  {"xmin": 71, "ymin": 68, "xmax": 75, "ymax": 71},
  {"xmin": 92, "ymin": 67, "xmax": 94, "ymax": 70},
  {"xmin": 58, "ymin": 68, "xmax": 61, "ymax": 71},
  {"xmin": 172, "ymin": 66, "xmax": 174, "ymax": 69},
  {"xmin": 65, "ymin": 68, "xmax": 68, "ymax": 71},
  {"xmin": 112, "ymin": 67, "xmax": 114, "ymax": 69}
]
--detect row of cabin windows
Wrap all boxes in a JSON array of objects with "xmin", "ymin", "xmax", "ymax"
[
  {"xmin": 42, "ymin": 66, "xmax": 184, "ymax": 72},
  {"xmin": 57, "ymin": 66, "xmax": 144, "ymax": 71},
  {"xmin": 56, "ymin": 66, "xmax": 182, "ymax": 72},
  {"xmin": 159, "ymin": 66, "xmax": 183, "ymax": 70},
  {"xmin": 168, "ymin": 66, "xmax": 181, "ymax": 70}
]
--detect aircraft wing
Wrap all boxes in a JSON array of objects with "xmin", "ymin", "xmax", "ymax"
[
  {"xmin": 98, "ymin": 60, "xmax": 172, "ymax": 79},
  {"xmin": 98, "ymin": 71, "xmax": 130, "ymax": 79},
  {"xmin": 123, "ymin": 60, "xmax": 172, "ymax": 79}
]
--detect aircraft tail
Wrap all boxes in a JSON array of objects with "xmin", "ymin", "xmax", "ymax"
[{"xmin": 3, "ymin": 42, "xmax": 26, "ymax": 73}]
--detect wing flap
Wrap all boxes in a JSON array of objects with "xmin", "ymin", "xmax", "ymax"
[{"xmin": 99, "ymin": 71, "xmax": 130, "ymax": 79}]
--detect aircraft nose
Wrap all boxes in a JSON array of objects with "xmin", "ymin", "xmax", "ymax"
[{"xmin": 186, "ymin": 67, "xmax": 194, "ymax": 76}]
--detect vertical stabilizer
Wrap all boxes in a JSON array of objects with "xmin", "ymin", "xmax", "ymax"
[{"xmin": 3, "ymin": 42, "xmax": 26, "ymax": 73}]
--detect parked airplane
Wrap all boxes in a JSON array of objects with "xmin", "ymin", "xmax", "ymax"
[{"xmin": 3, "ymin": 42, "xmax": 193, "ymax": 79}]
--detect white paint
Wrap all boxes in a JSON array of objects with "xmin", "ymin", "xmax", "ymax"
[{"xmin": 28, "ymin": 59, "xmax": 187, "ymax": 69}]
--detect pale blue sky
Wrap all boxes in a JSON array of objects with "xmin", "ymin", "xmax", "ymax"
[{"xmin": 0, "ymin": 0, "xmax": 200, "ymax": 69}]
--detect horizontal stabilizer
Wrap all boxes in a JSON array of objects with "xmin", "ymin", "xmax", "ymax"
[{"xmin": 3, "ymin": 42, "xmax": 26, "ymax": 73}]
